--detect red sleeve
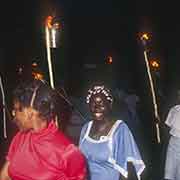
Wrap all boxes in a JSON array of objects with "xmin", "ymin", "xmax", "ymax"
[
  {"xmin": 6, "ymin": 132, "xmax": 20, "ymax": 161},
  {"xmin": 64, "ymin": 144, "xmax": 87, "ymax": 180}
]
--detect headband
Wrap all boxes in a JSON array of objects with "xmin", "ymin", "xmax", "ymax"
[{"xmin": 86, "ymin": 85, "xmax": 113, "ymax": 104}]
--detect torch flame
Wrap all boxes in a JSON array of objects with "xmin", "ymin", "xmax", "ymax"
[{"xmin": 46, "ymin": 16, "xmax": 53, "ymax": 29}]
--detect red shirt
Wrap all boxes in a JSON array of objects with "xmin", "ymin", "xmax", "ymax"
[{"xmin": 6, "ymin": 121, "xmax": 87, "ymax": 180}]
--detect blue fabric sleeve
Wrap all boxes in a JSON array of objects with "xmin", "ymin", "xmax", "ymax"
[{"xmin": 112, "ymin": 122, "xmax": 145, "ymax": 178}]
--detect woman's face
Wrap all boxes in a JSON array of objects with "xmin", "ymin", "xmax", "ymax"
[
  {"xmin": 12, "ymin": 101, "xmax": 32, "ymax": 131},
  {"xmin": 89, "ymin": 93, "xmax": 112, "ymax": 121}
]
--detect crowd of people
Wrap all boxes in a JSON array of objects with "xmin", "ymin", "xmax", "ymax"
[{"xmin": 0, "ymin": 78, "xmax": 179, "ymax": 180}]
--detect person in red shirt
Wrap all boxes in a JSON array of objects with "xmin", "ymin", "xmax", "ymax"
[{"xmin": 0, "ymin": 79, "xmax": 87, "ymax": 180}]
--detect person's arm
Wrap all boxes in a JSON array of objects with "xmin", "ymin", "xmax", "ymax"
[
  {"xmin": 65, "ymin": 145, "xmax": 87, "ymax": 180},
  {"xmin": 0, "ymin": 161, "xmax": 11, "ymax": 180},
  {"xmin": 119, "ymin": 162, "xmax": 138, "ymax": 180},
  {"xmin": 119, "ymin": 174, "xmax": 127, "ymax": 180}
]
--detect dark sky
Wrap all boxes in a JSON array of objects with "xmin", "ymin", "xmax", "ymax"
[{"xmin": 0, "ymin": 0, "xmax": 180, "ymax": 97}]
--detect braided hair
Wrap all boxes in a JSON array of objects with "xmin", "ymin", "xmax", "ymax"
[{"xmin": 13, "ymin": 79, "xmax": 57, "ymax": 121}]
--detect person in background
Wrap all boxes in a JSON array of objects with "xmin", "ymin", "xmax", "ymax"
[
  {"xmin": 0, "ymin": 79, "xmax": 86, "ymax": 180},
  {"xmin": 79, "ymin": 84, "xmax": 145, "ymax": 180},
  {"xmin": 164, "ymin": 102, "xmax": 180, "ymax": 180}
]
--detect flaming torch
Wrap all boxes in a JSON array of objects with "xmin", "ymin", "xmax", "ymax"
[
  {"xmin": 45, "ymin": 16, "xmax": 61, "ymax": 89},
  {"xmin": 140, "ymin": 33, "xmax": 161, "ymax": 143}
]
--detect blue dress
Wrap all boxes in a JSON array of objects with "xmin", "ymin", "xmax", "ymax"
[{"xmin": 79, "ymin": 120, "xmax": 145, "ymax": 180}]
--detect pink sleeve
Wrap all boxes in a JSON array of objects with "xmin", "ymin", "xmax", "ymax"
[
  {"xmin": 64, "ymin": 144, "xmax": 87, "ymax": 180},
  {"xmin": 6, "ymin": 132, "xmax": 20, "ymax": 161}
]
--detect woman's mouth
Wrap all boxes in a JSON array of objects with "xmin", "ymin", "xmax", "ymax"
[{"xmin": 93, "ymin": 112, "xmax": 104, "ymax": 118}]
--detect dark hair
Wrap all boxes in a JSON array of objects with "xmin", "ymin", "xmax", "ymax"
[{"xmin": 13, "ymin": 79, "xmax": 57, "ymax": 121}]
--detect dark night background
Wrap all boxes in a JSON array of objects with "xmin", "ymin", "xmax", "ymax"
[{"xmin": 0, "ymin": 0, "xmax": 180, "ymax": 179}]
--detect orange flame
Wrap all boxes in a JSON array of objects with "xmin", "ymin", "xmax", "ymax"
[{"xmin": 46, "ymin": 16, "xmax": 53, "ymax": 28}]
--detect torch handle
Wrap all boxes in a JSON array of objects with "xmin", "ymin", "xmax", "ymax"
[
  {"xmin": 144, "ymin": 50, "xmax": 161, "ymax": 143},
  {"xmin": 0, "ymin": 76, "xmax": 7, "ymax": 138},
  {"xmin": 45, "ymin": 26, "xmax": 55, "ymax": 89}
]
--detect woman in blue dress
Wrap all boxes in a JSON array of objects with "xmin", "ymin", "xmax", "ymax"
[{"xmin": 79, "ymin": 85, "xmax": 145, "ymax": 180}]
